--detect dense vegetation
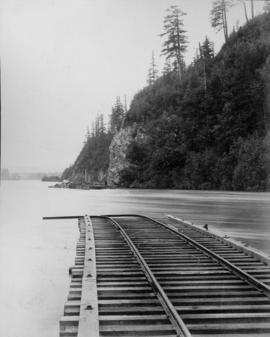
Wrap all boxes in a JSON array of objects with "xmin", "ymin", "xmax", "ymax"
[
  {"xmin": 62, "ymin": 114, "xmax": 113, "ymax": 183},
  {"xmin": 120, "ymin": 13, "xmax": 270, "ymax": 190},
  {"xmin": 63, "ymin": 9, "xmax": 270, "ymax": 191},
  {"xmin": 61, "ymin": 98, "xmax": 126, "ymax": 183}
]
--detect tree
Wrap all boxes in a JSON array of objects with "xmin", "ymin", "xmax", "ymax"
[
  {"xmin": 200, "ymin": 37, "xmax": 215, "ymax": 60},
  {"xmin": 199, "ymin": 37, "xmax": 215, "ymax": 93},
  {"xmin": 250, "ymin": 0, "xmax": 254, "ymax": 19},
  {"xmin": 160, "ymin": 5, "xmax": 188, "ymax": 81},
  {"xmin": 99, "ymin": 113, "xmax": 106, "ymax": 135},
  {"xmin": 95, "ymin": 114, "xmax": 100, "ymax": 137},
  {"xmin": 147, "ymin": 51, "xmax": 158, "ymax": 85},
  {"xmin": 124, "ymin": 95, "xmax": 128, "ymax": 113},
  {"xmin": 84, "ymin": 126, "xmax": 91, "ymax": 144},
  {"xmin": 90, "ymin": 113, "xmax": 105, "ymax": 137},
  {"xmin": 162, "ymin": 58, "xmax": 172, "ymax": 75},
  {"xmin": 210, "ymin": 0, "xmax": 233, "ymax": 42},
  {"xmin": 239, "ymin": 0, "xmax": 249, "ymax": 23},
  {"xmin": 110, "ymin": 96, "xmax": 125, "ymax": 133},
  {"xmin": 264, "ymin": 0, "xmax": 270, "ymax": 13},
  {"xmin": 232, "ymin": 135, "xmax": 267, "ymax": 191}
]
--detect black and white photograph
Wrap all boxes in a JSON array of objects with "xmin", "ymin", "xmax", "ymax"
[{"xmin": 1, "ymin": 1, "xmax": 270, "ymax": 336}]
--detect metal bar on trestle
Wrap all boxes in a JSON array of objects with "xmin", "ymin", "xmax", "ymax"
[{"xmin": 43, "ymin": 216, "xmax": 83, "ymax": 220}]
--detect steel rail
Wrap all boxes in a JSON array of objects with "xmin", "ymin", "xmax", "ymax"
[
  {"xmin": 101, "ymin": 215, "xmax": 192, "ymax": 337},
  {"xmin": 43, "ymin": 216, "xmax": 83, "ymax": 220},
  {"xmin": 106, "ymin": 214, "xmax": 270, "ymax": 299}
]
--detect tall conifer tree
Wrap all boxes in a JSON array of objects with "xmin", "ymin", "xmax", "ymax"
[
  {"xmin": 147, "ymin": 51, "xmax": 158, "ymax": 85},
  {"xmin": 110, "ymin": 97, "xmax": 125, "ymax": 133},
  {"xmin": 210, "ymin": 0, "xmax": 233, "ymax": 42},
  {"xmin": 160, "ymin": 5, "xmax": 188, "ymax": 81},
  {"xmin": 162, "ymin": 58, "xmax": 172, "ymax": 75},
  {"xmin": 199, "ymin": 37, "xmax": 215, "ymax": 93}
]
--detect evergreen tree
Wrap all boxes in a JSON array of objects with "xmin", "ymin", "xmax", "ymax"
[
  {"xmin": 99, "ymin": 114, "xmax": 106, "ymax": 134},
  {"xmin": 86, "ymin": 126, "xmax": 91, "ymax": 140},
  {"xmin": 160, "ymin": 5, "xmax": 188, "ymax": 81},
  {"xmin": 210, "ymin": 0, "xmax": 233, "ymax": 42},
  {"xmin": 147, "ymin": 51, "xmax": 158, "ymax": 85},
  {"xmin": 162, "ymin": 58, "xmax": 172, "ymax": 75},
  {"xmin": 84, "ymin": 126, "xmax": 91, "ymax": 144},
  {"xmin": 201, "ymin": 37, "xmax": 215, "ymax": 59},
  {"xmin": 95, "ymin": 114, "xmax": 100, "ymax": 137},
  {"xmin": 124, "ymin": 95, "xmax": 128, "ymax": 113},
  {"xmin": 198, "ymin": 37, "xmax": 215, "ymax": 93},
  {"xmin": 91, "ymin": 121, "xmax": 95, "ymax": 137},
  {"xmin": 110, "ymin": 96, "xmax": 125, "ymax": 133}
]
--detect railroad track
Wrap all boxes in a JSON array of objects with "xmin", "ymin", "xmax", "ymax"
[{"xmin": 59, "ymin": 214, "xmax": 270, "ymax": 337}]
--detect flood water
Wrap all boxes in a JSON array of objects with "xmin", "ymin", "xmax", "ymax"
[{"xmin": 0, "ymin": 180, "xmax": 270, "ymax": 337}]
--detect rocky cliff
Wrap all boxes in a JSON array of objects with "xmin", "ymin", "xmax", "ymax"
[
  {"xmin": 107, "ymin": 125, "xmax": 148, "ymax": 187},
  {"xmin": 107, "ymin": 127, "xmax": 134, "ymax": 187}
]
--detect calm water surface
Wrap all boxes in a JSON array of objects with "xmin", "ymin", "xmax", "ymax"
[{"xmin": 0, "ymin": 180, "xmax": 270, "ymax": 337}]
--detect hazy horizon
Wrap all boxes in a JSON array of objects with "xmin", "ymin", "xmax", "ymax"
[{"xmin": 1, "ymin": 0, "xmax": 265, "ymax": 173}]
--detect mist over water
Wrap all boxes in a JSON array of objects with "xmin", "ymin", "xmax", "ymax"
[{"xmin": 0, "ymin": 180, "xmax": 270, "ymax": 337}]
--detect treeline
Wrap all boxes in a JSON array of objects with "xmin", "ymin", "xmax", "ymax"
[
  {"xmin": 62, "ymin": 97, "xmax": 127, "ymax": 182},
  {"xmin": 120, "ymin": 12, "xmax": 270, "ymax": 190}
]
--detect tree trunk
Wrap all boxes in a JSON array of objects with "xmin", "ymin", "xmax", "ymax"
[
  {"xmin": 251, "ymin": 0, "xmax": 254, "ymax": 18},
  {"xmin": 199, "ymin": 43, "xmax": 207, "ymax": 94},
  {"xmin": 242, "ymin": 1, "xmax": 249, "ymax": 23},
  {"xmin": 222, "ymin": 0, "xmax": 229, "ymax": 41},
  {"xmin": 176, "ymin": 15, "xmax": 182, "ymax": 82}
]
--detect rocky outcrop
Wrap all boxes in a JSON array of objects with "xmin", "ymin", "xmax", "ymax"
[
  {"xmin": 70, "ymin": 169, "xmax": 107, "ymax": 185},
  {"xmin": 107, "ymin": 125, "xmax": 147, "ymax": 187},
  {"xmin": 107, "ymin": 126, "xmax": 135, "ymax": 187}
]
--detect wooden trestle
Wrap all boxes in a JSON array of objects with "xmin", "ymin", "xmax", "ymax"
[{"xmin": 56, "ymin": 214, "xmax": 270, "ymax": 337}]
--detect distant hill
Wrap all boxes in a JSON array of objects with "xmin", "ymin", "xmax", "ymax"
[{"xmin": 63, "ymin": 12, "xmax": 270, "ymax": 191}]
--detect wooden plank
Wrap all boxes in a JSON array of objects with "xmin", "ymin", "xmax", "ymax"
[
  {"xmin": 187, "ymin": 322, "xmax": 270, "ymax": 331},
  {"xmin": 77, "ymin": 215, "xmax": 99, "ymax": 337},
  {"xmin": 99, "ymin": 324, "xmax": 176, "ymax": 332},
  {"xmin": 167, "ymin": 215, "xmax": 270, "ymax": 266}
]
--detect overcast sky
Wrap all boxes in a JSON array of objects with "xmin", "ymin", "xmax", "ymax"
[{"xmin": 0, "ymin": 0, "xmax": 265, "ymax": 173}]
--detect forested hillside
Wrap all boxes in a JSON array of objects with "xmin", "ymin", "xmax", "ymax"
[
  {"xmin": 63, "ymin": 10, "xmax": 270, "ymax": 191},
  {"xmin": 121, "ymin": 13, "xmax": 270, "ymax": 190},
  {"xmin": 62, "ymin": 100, "xmax": 124, "ymax": 184}
]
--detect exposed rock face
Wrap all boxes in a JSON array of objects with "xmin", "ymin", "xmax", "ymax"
[
  {"xmin": 63, "ymin": 124, "xmax": 147, "ymax": 188},
  {"xmin": 107, "ymin": 126, "xmax": 135, "ymax": 187},
  {"xmin": 107, "ymin": 125, "xmax": 147, "ymax": 187},
  {"xmin": 70, "ymin": 169, "xmax": 107, "ymax": 185}
]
